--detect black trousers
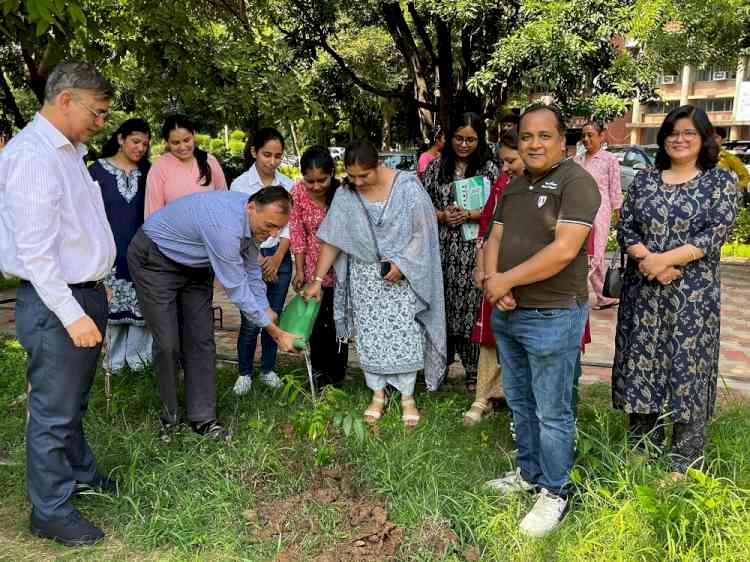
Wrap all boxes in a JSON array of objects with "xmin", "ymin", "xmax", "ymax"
[
  {"xmin": 16, "ymin": 281, "xmax": 107, "ymax": 521},
  {"xmin": 310, "ymin": 286, "xmax": 349, "ymax": 385},
  {"xmin": 629, "ymin": 412, "xmax": 707, "ymax": 473},
  {"xmin": 127, "ymin": 229, "xmax": 216, "ymax": 424}
]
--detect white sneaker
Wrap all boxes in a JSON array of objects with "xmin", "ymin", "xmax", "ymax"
[
  {"xmin": 485, "ymin": 468, "xmax": 536, "ymax": 495},
  {"xmin": 259, "ymin": 370, "xmax": 283, "ymax": 389},
  {"xmin": 233, "ymin": 375, "xmax": 252, "ymax": 396},
  {"xmin": 519, "ymin": 488, "xmax": 568, "ymax": 538}
]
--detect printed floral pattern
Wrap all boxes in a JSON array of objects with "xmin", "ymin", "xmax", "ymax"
[{"xmin": 613, "ymin": 168, "xmax": 738, "ymax": 422}]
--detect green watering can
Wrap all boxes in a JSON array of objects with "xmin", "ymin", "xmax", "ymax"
[{"xmin": 279, "ymin": 294, "xmax": 322, "ymax": 350}]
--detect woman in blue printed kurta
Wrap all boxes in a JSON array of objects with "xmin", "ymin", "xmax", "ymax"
[{"xmin": 613, "ymin": 105, "xmax": 737, "ymax": 475}]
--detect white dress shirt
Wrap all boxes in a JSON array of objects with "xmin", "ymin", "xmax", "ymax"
[
  {"xmin": 0, "ymin": 113, "xmax": 116, "ymax": 327},
  {"xmin": 230, "ymin": 164, "xmax": 293, "ymax": 249}
]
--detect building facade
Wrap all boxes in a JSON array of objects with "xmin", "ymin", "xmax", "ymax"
[{"xmin": 629, "ymin": 56, "xmax": 750, "ymax": 144}]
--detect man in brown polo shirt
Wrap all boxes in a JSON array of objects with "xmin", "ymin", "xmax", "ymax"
[{"xmin": 481, "ymin": 104, "xmax": 600, "ymax": 537}]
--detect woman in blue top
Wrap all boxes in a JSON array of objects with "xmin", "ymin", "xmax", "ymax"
[{"xmin": 89, "ymin": 118, "xmax": 152, "ymax": 371}]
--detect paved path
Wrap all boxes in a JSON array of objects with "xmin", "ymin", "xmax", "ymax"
[{"xmin": 1, "ymin": 261, "xmax": 749, "ymax": 392}]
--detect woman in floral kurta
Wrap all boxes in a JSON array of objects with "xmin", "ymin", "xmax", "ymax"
[
  {"xmin": 422, "ymin": 113, "xmax": 499, "ymax": 391},
  {"xmin": 613, "ymin": 105, "xmax": 737, "ymax": 475}
]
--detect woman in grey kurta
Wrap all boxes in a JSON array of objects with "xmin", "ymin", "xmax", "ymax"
[
  {"xmin": 613, "ymin": 105, "xmax": 737, "ymax": 475},
  {"xmin": 304, "ymin": 141, "xmax": 446, "ymax": 426}
]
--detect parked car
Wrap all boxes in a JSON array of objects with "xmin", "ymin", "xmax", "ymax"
[
  {"xmin": 606, "ymin": 144, "xmax": 657, "ymax": 192},
  {"xmin": 329, "ymin": 146, "xmax": 345, "ymax": 160},
  {"xmin": 380, "ymin": 151, "xmax": 417, "ymax": 172}
]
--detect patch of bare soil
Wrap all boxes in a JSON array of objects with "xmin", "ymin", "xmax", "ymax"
[{"xmin": 244, "ymin": 466, "xmax": 403, "ymax": 561}]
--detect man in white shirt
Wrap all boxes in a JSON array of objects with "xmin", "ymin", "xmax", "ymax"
[{"xmin": 0, "ymin": 62, "xmax": 116, "ymax": 546}]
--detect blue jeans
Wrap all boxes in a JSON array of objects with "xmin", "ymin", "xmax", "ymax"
[
  {"xmin": 491, "ymin": 302, "xmax": 588, "ymax": 497},
  {"xmin": 237, "ymin": 246, "xmax": 292, "ymax": 376}
]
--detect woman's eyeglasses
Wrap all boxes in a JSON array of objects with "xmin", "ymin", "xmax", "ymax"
[
  {"xmin": 453, "ymin": 135, "xmax": 478, "ymax": 146},
  {"xmin": 666, "ymin": 129, "xmax": 699, "ymax": 142}
]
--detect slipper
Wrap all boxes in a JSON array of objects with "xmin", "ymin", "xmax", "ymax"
[
  {"xmin": 401, "ymin": 397, "xmax": 421, "ymax": 427},
  {"xmin": 363, "ymin": 395, "xmax": 385, "ymax": 424},
  {"xmin": 463, "ymin": 400, "xmax": 489, "ymax": 426}
]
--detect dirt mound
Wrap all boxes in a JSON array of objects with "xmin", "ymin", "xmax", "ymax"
[{"xmin": 244, "ymin": 466, "xmax": 403, "ymax": 561}]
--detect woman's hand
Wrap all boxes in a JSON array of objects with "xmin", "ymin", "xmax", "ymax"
[
  {"xmin": 655, "ymin": 266, "xmax": 683, "ymax": 286},
  {"xmin": 292, "ymin": 265, "xmax": 305, "ymax": 292},
  {"xmin": 383, "ymin": 262, "xmax": 403, "ymax": 283},
  {"xmin": 260, "ymin": 254, "xmax": 281, "ymax": 283},
  {"xmin": 302, "ymin": 280, "xmax": 322, "ymax": 303},
  {"xmin": 627, "ymin": 243, "xmax": 650, "ymax": 261},
  {"xmin": 638, "ymin": 252, "xmax": 669, "ymax": 281},
  {"xmin": 445, "ymin": 206, "xmax": 467, "ymax": 226}
]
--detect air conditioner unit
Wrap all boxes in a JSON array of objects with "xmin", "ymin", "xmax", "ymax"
[
  {"xmin": 662, "ymin": 75, "xmax": 677, "ymax": 85},
  {"xmin": 713, "ymin": 71, "xmax": 728, "ymax": 81}
]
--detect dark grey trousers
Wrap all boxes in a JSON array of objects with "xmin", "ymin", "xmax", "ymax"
[
  {"xmin": 127, "ymin": 229, "xmax": 216, "ymax": 424},
  {"xmin": 16, "ymin": 281, "xmax": 107, "ymax": 521}
]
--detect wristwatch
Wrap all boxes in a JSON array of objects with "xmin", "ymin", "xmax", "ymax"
[{"xmin": 313, "ymin": 275, "xmax": 324, "ymax": 283}]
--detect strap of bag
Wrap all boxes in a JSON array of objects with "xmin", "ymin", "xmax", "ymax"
[{"xmin": 353, "ymin": 189, "xmax": 383, "ymax": 261}]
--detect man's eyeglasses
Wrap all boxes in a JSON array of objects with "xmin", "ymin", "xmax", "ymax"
[
  {"xmin": 74, "ymin": 98, "xmax": 111, "ymax": 122},
  {"xmin": 666, "ymin": 129, "xmax": 699, "ymax": 142},
  {"xmin": 453, "ymin": 135, "xmax": 478, "ymax": 146}
]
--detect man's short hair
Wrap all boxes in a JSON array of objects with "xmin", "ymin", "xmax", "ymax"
[
  {"xmin": 248, "ymin": 186, "xmax": 291, "ymax": 214},
  {"xmin": 520, "ymin": 103, "xmax": 566, "ymax": 136},
  {"xmin": 44, "ymin": 62, "xmax": 114, "ymax": 103}
]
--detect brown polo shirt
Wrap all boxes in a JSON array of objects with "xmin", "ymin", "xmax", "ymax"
[{"xmin": 492, "ymin": 158, "xmax": 600, "ymax": 308}]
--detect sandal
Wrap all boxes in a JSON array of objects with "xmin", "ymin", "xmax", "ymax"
[
  {"xmin": 463, "ymin": 400, "xmax": 490, "ymax": 426},
  {"xmin": 363, "ymin": 395, "xmax": 385, "ymax": 425},
  {"xmin": 401, "ymin": 397, "xmax": 421, "ymax": 427}
]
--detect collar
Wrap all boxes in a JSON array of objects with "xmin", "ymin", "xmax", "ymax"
[
  {"xmin": 524, "ymin": 157, "xmax": 567, "ymax": 185},
  {"xmin": 33, "ymin": 113, "xmax": 88, "ymax": 158},
  {"xmin": 247, "ymin": 164, "xmax": 284, "ymax": 189}
]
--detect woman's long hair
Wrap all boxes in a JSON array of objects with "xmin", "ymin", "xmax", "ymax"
[
  {"xmin": 161, "ymin": 114, "xmax": 212, "ymax": 186},
  {"xmin": 439, "ymin": 112, "xmax": 493, "ymax": 183},
  {"xmin": 100, "ymin": 118, "xmax": 151, "ymax": 171},
  {"xmin": 655, "ymin": 105, "xmax": 719, "ymax": 171},
  {"xmin": 300, "ymin": 145, "xmax": 340, "ymax": 207}
]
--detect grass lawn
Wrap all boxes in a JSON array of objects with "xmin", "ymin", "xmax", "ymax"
[{"xmin": 1, "ymin": 338, "xmax": 750, "ymax": 561}]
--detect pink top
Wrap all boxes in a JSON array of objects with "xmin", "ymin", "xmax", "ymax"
[
  {"xmin": 289, "ymin": 181, "xmax": 335, "ymax": 287},
  {"xmin": 417, "ymin": 151, "xmax": 437, "ymax": 178},
  {"xmin": 145, "ymin": 152, "xmax": 227, "ymax": 217}
]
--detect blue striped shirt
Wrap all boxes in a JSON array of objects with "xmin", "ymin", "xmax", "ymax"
[{"xmin": 143, "ymin": 191, "xmax": 271, "ymax": 327}]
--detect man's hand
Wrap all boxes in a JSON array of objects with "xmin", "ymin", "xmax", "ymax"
[
  {"xmin": 496, "ymin": 292, "xmax": 517, "ymax": 311},
  {"xmin": 66, "ymin": 315, "xmax": 102, "ymax": 348},
  {"xmin": 382, "ymin": 262, "xmax": 403, "ymax": 283},
  {"xmin": 639, "ymin": 252, "xmax": 669, "ymax": 281},
  {"xmin": 473, "ymin": 267, "xmax": 486, "ymax": 289},
  {"xmin": 302, "ymin": 280, "xmax": 322, "ymax": 303},
  {"xmin": 267, "ymin": 326, "xmax": 300, "ymax": 353},
  {"xmin": 485, "ymin": 272, "xmax": 514, "ymax": 305},
  {"xmin": 261, "ymin": 254, "xmax": 281, "ymax": 283},
  {"xmin": 106, "ymin": 288, "xmax": 113, "ymax": 303}
]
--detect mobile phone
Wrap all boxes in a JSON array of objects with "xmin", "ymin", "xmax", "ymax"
[{"xmin": 380, "ymin": 261, "xmax": 391, "ymax": 277}]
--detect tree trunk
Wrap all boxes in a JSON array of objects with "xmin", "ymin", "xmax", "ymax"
[
  {"xmin": 381, "ymin": 98, "xmax": 397, "ymax": 150},
  {"xmin": 435, "ymin": 20, "xmax": 454, "ymax": 132},
  {"xmin": 288, "ymin": 120, "xmax": 300, "ymax": 159},
  {"xmin": 0, "ymin": 68, "xmax": 27, "ymax": 128}
]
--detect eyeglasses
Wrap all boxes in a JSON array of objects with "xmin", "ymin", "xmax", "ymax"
[
  {"xmin": 74, "ymin": 98, "xmax": 111, "ymax": 122},
  {"xmin": 666, "ymin": 129, "xmax": 699, "ymax": 142},
  {"xmin": 453, "ymin": 135, "xmax": 478, "ymax": 146}
]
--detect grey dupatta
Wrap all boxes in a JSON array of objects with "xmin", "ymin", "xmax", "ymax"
[{"xmin": 316, "ymin": 172, "xmax": 448, "ymax": 390}]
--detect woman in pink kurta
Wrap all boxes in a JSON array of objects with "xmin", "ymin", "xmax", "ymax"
[
  {"xmin": 574, "ymin": 121, "xmax": 622, "ymax": 309},
  {"xmin": 145, "ymin": 115, "xmax": 227, "ymax": 218},
  {"xmin": 289, "ymin": 145, "xmax": 348, "ymax": 388}
]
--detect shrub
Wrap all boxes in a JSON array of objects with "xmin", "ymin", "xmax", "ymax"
[
  {"xmin": 731, "ymin": 206, "xmax": 750, "ymax": 245},
  {"xmin": 228, "ymin": 139, "xmax": 245, "ymax": 158},
  {"xmin": 229, "ymin": 129, "xmax": 246, "ymax": 142}
]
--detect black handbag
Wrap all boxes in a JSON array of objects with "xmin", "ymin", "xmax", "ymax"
[{"xmin": 602, "ymin": 246, "xmax": 626, "ymax": 299}]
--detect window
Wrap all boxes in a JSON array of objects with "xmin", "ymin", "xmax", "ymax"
[
  {"xmin": 694, "ymin": 98, "xmax": 734, "ymax": 112},
  {"xmin": 695, "ymin": 65, "xmax": 737, "ymax": 81},
  {"xmin": 647, "ymin": 100, "xmax": 680, "ymax": 114}
]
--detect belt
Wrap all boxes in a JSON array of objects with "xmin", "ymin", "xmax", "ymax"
[{"xmin": 20, "ymin": 279, "xmax": 104, "ymax": 290}]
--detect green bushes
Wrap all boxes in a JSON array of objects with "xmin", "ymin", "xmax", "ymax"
[{"xmin": 731, "ymin": 206, "xmax": 750, "ymax": 245}]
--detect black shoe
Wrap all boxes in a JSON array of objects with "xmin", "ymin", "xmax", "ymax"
[
  {"xmin": 191, "ymin": 419, "xmax": 229, "ymax": 439},
  {"xmin": 74, "ymin": 474, "xmax": 119, "ymax": 497},
  {"xmin": 30, "ymin": 509, "xmax": 104, "ymax": 546}
]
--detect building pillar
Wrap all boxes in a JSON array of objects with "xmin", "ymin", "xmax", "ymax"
[
  {"xmin": 630, "ymin": 98, "xmax": 641, "ymax": 144},
  {"xmin": 731, "ymin": 56, "xmax": 748, "ymax": 140},
  {"xmin": 680, "ymin": 64, "xmax": 693, "ymax": 106}
]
